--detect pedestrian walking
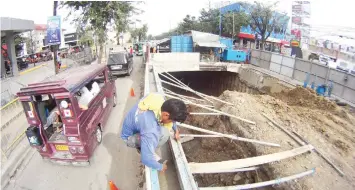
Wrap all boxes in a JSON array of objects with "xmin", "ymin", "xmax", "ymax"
[
  {"xmin": 57, "ymin": 52, "xmax": 61, "ymax": 70},
  {"xmin": 129, "ymin": 46, "xmax": 133, "ymax": 55}
]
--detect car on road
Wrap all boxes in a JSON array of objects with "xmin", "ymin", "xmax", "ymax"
[
  {"xmin": 107, "ymin": 51, "xmax": 133, "ymax": 76},
  {"xmin": 16, "ymin": 56, "xmax": 29, "ymax": 70},
  {"xmin": 17, "ymin": 64, "xmax": 117, "ymax": 165}
]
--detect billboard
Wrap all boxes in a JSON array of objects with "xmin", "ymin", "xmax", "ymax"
[
  {"xmin": 64, "ymin": 33, "xmax": 78, "ymax": 43},
  {"xmin": 46, "ymin": 16, "xmax": 61, "ymax": 45}
]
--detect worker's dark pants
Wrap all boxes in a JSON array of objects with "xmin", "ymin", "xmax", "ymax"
[{"xmin": 124, "ymin": 127, "xmax": 170, "ymax": 153}]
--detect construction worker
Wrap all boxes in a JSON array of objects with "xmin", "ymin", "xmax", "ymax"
[{"xmin": 121, "ymin": 93, "xmax": 188, "ymax": 172}]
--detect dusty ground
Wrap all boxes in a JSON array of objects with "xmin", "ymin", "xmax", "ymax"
[{"xmin": 181, "ymin": 86, "xmax": 355, "ymax": 189}]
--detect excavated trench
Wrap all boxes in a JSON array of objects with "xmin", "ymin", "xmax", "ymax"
[{"xmin": 160, "ymin": 71, "xmax": 275, "ymax": 188}]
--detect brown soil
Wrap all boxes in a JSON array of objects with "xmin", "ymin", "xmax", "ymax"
[
  {"xmin": 274, "ymin": 86, "xmax": 337, "ymax": 111},
  {"xmin": 182, "ymin": 90, "xmax": 355, "ymax": 189}
]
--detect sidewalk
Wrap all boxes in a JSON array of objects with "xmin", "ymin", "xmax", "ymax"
[{"xmin": 1, "ymin": 59, "xmax": 73, "ymax": 104}]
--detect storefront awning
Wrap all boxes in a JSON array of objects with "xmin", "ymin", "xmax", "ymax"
[
  {"xmin": 196, "ymin": 42, "xmax": 227, "ymax": 48},
  {"xmin": 238, "ymin": 32, "xmax": 255, "ymax": 40},
  {"xmin": 188, "ymin": 31, "xmax": 226, "ymax": 48},
  {"xmin": 266, "ymin": 37, "xmax": 281, "ymax": 43}
]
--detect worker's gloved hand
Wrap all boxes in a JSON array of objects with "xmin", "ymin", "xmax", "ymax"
[
  {"xmin": 160, "ymin": 160, "xmax": 168, "ymax": 173},
  {"xmin": 174, "ymin": 130, "xmax": 180, "ymax": 141}
]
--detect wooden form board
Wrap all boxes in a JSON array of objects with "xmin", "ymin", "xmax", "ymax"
[
  {"xmin": 189, "ymin": 145, "xmax": 314, "ymax": 174},
  {"xmin": 153, "ymin": 67, "xmax": 198, "ymax": 190},
  {"xmin": 199, "ymin": 169, "xmax": 316, "ymax": 190}
]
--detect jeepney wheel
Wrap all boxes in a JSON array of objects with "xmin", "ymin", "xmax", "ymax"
[
  {"xmin": 113, "ymin": 94, "xmax": 117, "ymax": 107},
  {"xmin": 96, "ymin": 127, "xmax": 102, "ymax": 144}
]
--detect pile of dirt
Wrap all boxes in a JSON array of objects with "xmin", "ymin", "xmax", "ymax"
[
  {"xmin": 182, "ymin": 90, "xmax": 355, "ymax": 189},
  {"xmin": 274, "ymin": 86, "xmax": 337, "ymax": 111}
]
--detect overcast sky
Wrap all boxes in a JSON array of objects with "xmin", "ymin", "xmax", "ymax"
[{"xmin": 1, "ymin": 0, "xmax": 354, "ymax": 36}]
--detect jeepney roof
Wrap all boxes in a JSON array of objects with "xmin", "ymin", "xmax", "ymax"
[{"xmin": 17, "ymin": 64, "xmax": 105, "ymax": 96}]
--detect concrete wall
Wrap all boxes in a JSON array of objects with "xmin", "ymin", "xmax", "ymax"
[
  {"xmin": 250, "ymin": 49, "xmax": 355, "ymax": 104},
  {"xmin": 150, "ymin": 53, "xmax": 200, "ymax": 72}
]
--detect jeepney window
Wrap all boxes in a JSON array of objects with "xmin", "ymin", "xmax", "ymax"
[
  {"xmin": 22, "ymin": 101, "xmax": 35, "ymax": 118},
  {"xmin": 75, "ymin": 70, "xmax": 106, "ymax": 111},
  {"xmin": 33, "ymin": 94, "xmax": 59, "ymax": 126}
]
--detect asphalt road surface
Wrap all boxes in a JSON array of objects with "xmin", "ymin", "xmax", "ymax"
[{"xmin": 5, "ymin": 56, "xmax": 145, "ymax": 190}]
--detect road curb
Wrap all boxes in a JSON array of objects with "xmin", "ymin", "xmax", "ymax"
[
  {"xmin": 19, "ymin": 64, "xmax": 46, "ymax": 75},
  {"xmin": 1, "ymin": 140, "xmax": 34, "ymax": 190}
]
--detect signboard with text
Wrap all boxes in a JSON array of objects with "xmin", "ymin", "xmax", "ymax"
[
  {"xmin": 64, "ymin": 33, "xmax": 78, "ymax": 43},
  {"xmin": 46, "ymin": 16, "xmax": 61, "ymax": 45}
]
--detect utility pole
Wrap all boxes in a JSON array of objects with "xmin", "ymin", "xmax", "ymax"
[
  {"xmin": 232, "ymin": 12, "xmax": 235, "ymax": 41},
  {"xmin": 53, "ymin": 1, "xmax": 59, "ymax": 74}
]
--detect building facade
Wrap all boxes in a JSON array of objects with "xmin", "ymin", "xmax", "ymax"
[
  {"xmin": 24, "ymin": 24, "xmax": 47, "ymax": 54},
  {"xmin": 220, "ymin": 3, "xmax": 289, "ymax": 43}
]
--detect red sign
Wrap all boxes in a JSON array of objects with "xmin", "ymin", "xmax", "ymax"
[
  {"xmin": 292, "ymin": 17, "xmax": 302, "ymax": 24},
  {"xmin": 291, "ymin": 29, "xmax": 301, "ymax": 38}
]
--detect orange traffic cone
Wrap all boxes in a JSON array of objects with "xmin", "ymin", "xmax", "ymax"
[
  {"xmin": 130, "ymin": 88, "xmax": 135, "ymax": 97},
  {"xmin": 109, "ymin": 181, "xmax": 119, "ymax": 190}
]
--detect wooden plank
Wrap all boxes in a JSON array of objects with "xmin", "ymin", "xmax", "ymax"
[
  {"xmin": 199, "ymin": 169, "xmax": 316, "ymax": 190},
  {"xmin": 180, "ymin": 136, "xmax": 195, "ymax": 143},
  {"xmin": 263, "ymin": 113, "xmax": 306, "ymax": 146},
  {"xmin": 292, "ymin": 131, "xmax": 345, "ymax": 177},
  {"xmin": 178, "ymin": 123, "xmax": 280, "ymax": 147},
  {"xmin": 192, "ymin": 167, "xmax": 259, "ymax": 174},
  {"xmin": 189, "ymin": 112, "xmax": 221, "ymax": 115},
  {"xmin": 157, "ymin": 67, "xmax": 214, "ymax": 104},
  {"xmin": 180, "ymin": 134, "xmax": 227, "ymax": 138},
  {"xmin": 158, "ymin": 72, "xmax": 214, "ymax": 104},
  {"xmin": 189, "ymin": 145, "xmax": 314, "ymax": 174},
  {"xmin": 164, "ymin": 93, "xmax": 256, "ymax": 125},
  {"xmin": 160, "ymin": 79, "xmax": 233, "ymax": 105}
]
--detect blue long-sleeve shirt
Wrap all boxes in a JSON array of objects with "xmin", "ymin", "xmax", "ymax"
[{"xmin": 121, "ymin": 104, "xmax": 163, "ymax": 170}]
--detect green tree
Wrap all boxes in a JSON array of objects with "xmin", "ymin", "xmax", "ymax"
[
  {"xmin": 198, "ymin": 8, "xmax": 219, "ymax": 34},
  {"xmin": 130, "ymin": 24, "xmax": 148, "ymax": 42},
  {"xmin": 154, "ymin": 7, "xmax": 250, "ymax": 38},
  {"xmin": 62, "ymin": 1, "xmax": 136, "ymax": 63},
  {"xmin": 222, "ymin": 12, "xmax": 249, "ymax": 37},
  {"xmin": 77, "ymin": 27, "xmax": 94, "ymax": 47},
  {"xmin": 243, "ymin": 1, "xmax": 287, "ymax": 49},
  {"xmin": 177, "ymin": 15, "xmax": 200, "ymax": 33}
]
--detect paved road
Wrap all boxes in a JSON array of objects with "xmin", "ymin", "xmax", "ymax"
[
  {"xmin": 1, "ymin": 59, "xmax": 76, "ymax": 100},
  {"xmin": 5, "ymin": 57, "xmax": 145, "ymax": 190}
]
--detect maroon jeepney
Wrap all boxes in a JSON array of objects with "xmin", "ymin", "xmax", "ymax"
[{"xmin": 17, "ymin": 64, "xmax": 117, "ymax": 165}]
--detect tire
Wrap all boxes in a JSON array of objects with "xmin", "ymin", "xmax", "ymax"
[
  {"xmin": 113, "ymin": 94, "xmax": 117, "ymax": 107},
  {"xmin": 95, "ymin": 127, "xmax": 102, "ymax": 144}
]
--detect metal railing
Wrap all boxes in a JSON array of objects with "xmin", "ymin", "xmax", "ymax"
[
  {"xmin": 1, "ymin": 97, "xmax": 26, "ymax": 162},
  {"xmin": 250, "ymin": 49, "xmax": 355, "ymax": 104}
]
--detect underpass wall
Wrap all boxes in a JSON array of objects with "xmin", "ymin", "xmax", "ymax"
[{"xmin": 150, "ymin": 53, "xmax": 200, "ymax": 72}]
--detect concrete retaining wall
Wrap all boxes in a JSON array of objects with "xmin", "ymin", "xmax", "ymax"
[
  {"xmin": 250, "ymin": 49, "xmax": 355, "ymax": 104},
  {"xmin": 150, "ymin": 53, "xmax": 200, "ymax": 72}
]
